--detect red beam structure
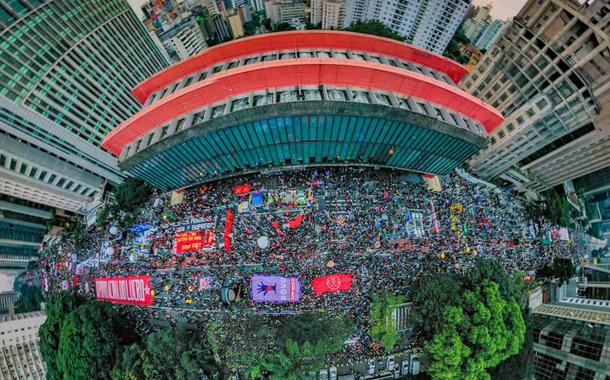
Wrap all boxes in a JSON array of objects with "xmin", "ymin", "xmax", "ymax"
[{"xmin": 131, "ymin": 30, "xmax": 469, "ymax": 103}]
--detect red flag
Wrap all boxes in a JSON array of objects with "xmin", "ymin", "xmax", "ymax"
[
  {"xmin": 224, "ymin": 210, "xmax": 234, "ymax": 252},
  {"xmin": 289, "ymin": 214, "xmax": 303, "ymax": 228},
  {"xmin": 272, "ymin": 220, "xmax": 280, "ymax": 229},
  {"xmin": 234, "ymin": 184, "xmax": 251, "ymax": 195},
  {"xmin": 311, "ymin": 273, "xmax": 353, "ymax": 295}
]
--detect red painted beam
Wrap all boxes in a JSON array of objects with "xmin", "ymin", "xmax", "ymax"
[
  {"xmin": 132, "ymin": 30, "xmax": 469, "ymax": 104},
  {"xmin": 104, "ymin": 59, "xmax": 502, "ymax": 157}
]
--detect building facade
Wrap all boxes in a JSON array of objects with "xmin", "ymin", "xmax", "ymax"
[
  {"xmin": 0, "ymin": 292, "xmax": 18, "ymax": 315},
  {"xmin": 158, "ymin": 17, "xmax": 208, "ymax": 62},
  {"xmin": 342, "ymin": 0, "xmax": 471, "ymax": 54},
  {"xmin": 0, "ymin": 311, "xmax": 46, "ymax": 380},
  {"xmin": 0, "ymin": 0, "xmax": 169, "ymax": 212},
  {"xmin": 101, "ymin": 31, "xmax": 502, "ymax": 191},
  {"xmin": 474, "ymin": 19, "xmax": 507, "ymax": 51},
  {"xmin": 268, "ymin": 0, "xmax": 307, "ymax": 29},
  {"xmin": 311, "ymin": 0, "xmax": 346, "ymax": 29},
  {"xmin": 460, "ymin": 0, "xmax": 610, "ymax": 195}
]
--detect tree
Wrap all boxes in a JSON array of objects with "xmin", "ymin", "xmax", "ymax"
[
  {"xmin": 463, "ymin": 257, "xmax": 528, "ymax": 307},
  {"xmin": 207, "ymin": 314, "xmax": 276, "ymax": 373},
  {"xmin": 57, "ymin": 302, "xmax": 123, "ymax": 380},
  {"xmin": 13, "ymin": 283, "xmax": 44, "ymax": 313},
  {"xmin": 411, "ymin": 274, "xmax": 461, "ymax": 338},
  {"xmin": 39, "ymin": 291, "xmax": 86, "ymax": 380},
  {"xmin": 544, "ymin": 191, "xmax": 572, "ymax": 227},
  {"xmin": 276, "ymin": 311, "xmax": 354, "ymax": 353},
  {"xmin": 343, "ymin": 20, "xmax": 404, "ymax": 42},
  {"xmin": 443, "ymin": 28, "xmax": 471, "ymax": 64},
  {"xmin": 114, "ymin": 178, "xmax": 152, "ymax": 212},
  {"xmin": 142, "ymin": 328, "xmax": 218, "ymax": 380},
  {"xmin": 369, "ymin": 292, "xmax": 406, "ymax": 352},
  {"xmin": 424, "ymin": 280, "xmax": 526, "ymax": 380},
  {"xmin": 536, "ymin": 258, "xmax": 575, "ymax": 285},
  {"xmin": 275, "ymin": 22, "xmax": 296, "ymax": 31},
  {"xmin": 111, "ymin": 343, "xmax": 145, "ymax": 380},
  {"xmin": 488, "ymin": 326, "xmax": 534, "ymax": 380},
  {"xmin": 263, "ymin": 339, "xmax": 324, "ymax": 380}
]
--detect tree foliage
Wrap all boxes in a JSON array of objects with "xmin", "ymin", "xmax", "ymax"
[
  {"xmin": 343, "ymin": 20, "xmax": 404, "ymax": 41},
  {"xmin": 14, "ymin": 283, "xmax": 44, "ymax": 313},
  {"xmin": 111, "ymin": 343, "xmax": 145, "ymax": 380},
  {"xmin": 536, "ymin": 257, "xmax": 575, "ymax": 285},
  {"xmin": 443, "ymin": 28, "xmax": 471, "ymax": 64},
  {"xmin": 424, "ymin": 280, "xmax": 526, "ymax": 380},
  {"xmin": 114, "ymin": 178, "xmax": 153, "ymax": 213},
  {"xmin": 544, "ymin": 191, "xmax": 572, "ymax": 227},
  {"xmin": 142, "ymin": 328, "xmax": 218, "ymax": 380},
  {"xmin": 39, "ymin": 291, "xmax": 86, "ymax": 380},
  {"xmin": 263, "ymin": 339, "xmax": 324, "ymax": 380},
  {"xmin": 369, "ymin": 292, "xmax": 406, "ymax": 352},
  {"xmin": 463, "ymin": 257, "xmax": 528, "ymax": 307},
  {"xmin": 57, "ymin": 302, "xmax": 123, "ymax": 380},
  {"xmin": 411, "ymin": 274, "xmax": 461, "ymax": 338},
  {"xmin": 275, "ymin": 22, "xmax": 296, "ymax": 31},
  {"xmin": 277, "ymin": 311, "xmax": 354, "ymax": 352}
]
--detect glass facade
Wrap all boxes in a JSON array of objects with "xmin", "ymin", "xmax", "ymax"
[
  {"xmin": 126, "ymin": 114, "xmax": 480, "ymax": 190},
  {"xmin": 0, "ymin": 0, "xmax": 168, "ymax": 148}
]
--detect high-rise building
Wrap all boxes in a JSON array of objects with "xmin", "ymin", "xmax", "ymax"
[
  {"xmin": 157, "ymin": 16, "xmax": 208, "ymax": 62},
  {"xmin": 460, "ymin": 0, "xmax": 610, "ymax": 195},
  {"xmin": 0, "ymin": 311, "xmax": 46, "ymax": 380},
  {"xmin": 227, "ymin": 11, "xmax": 245, "ymax": 38},
  {"xmin": 267, "ymin": 0, "xmax": 307, "ymax": 29},
  {"xmin": 0, "ymin": 0, "xmax": 169, "ymax": 212},
  {"xmin": 312, "ymin": 0, "xmax": 346, "ymax": 30},
  {"xmin": 474, "ymin": 19, "xmax": 507, "ymax": 51},
  {"xmin": 101, "ymin": 31, "xmax": 502, "ymax": 190},
  {"xmin": 342, "ymin": 0, "xmax": 471, "ymax": 54},
  {"xmin": 249, "ymin": 0, "xmax": 265, "ymax": 12}
]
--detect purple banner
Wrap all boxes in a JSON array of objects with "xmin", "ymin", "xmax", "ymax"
[{"xmin": 251, "ymin": 275, "xmax": 301, "ymax": 303}]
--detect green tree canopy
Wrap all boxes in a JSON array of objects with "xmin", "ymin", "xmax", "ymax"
[
  {"xmin": 425, "ymin": 280, "xmax": 526, "ymax": 380},
  {"xmin": 463, "ymin": 257, "xmax": 529, "ymax": 307},
  {"xmin": 13, "ymin": 283, "xmax": 44, "ymax": 313},
  {"xmin": 535, "ymin": 257, "xmax": 575, "ymax": 285},
  {"xmin": 544, "ymin": 191, "xmax": 572, "ymax": 227},
  {"xmin": 263, "ymin": 339, "xmax": 325, "ymax": 380},
  {"xmin": 275, "ymin": 22, "xmax": 296, "ymax": 31},
  {"xmin": 39, "ymin": 291, "xmax": 86, "ymax": 380},
  {"xmin": 411, "ymin": 273, "xmax": 461, "ymax": 338},
  {"xmin": 111, "ymin": 343, "xmax": 145, "ymax": 380},
  {"xmin": 57, "ymin": 302, "xmax": 123, "ymax": 380},
  {"xmin": 142, "ymin": 328, "xmax": 218, "ymax": 380},
  {"xmin": 276, "ymin": 311, "xmax": 354, "ymax": 353},
  {"xmin": 369, "ymin": 292, "xmax": 406, "ymax": 352},
  {"xmin": 343, "ymin": 20, "xmax": 405, "ymax": 41},
  {"xmin": 114, "ymin": 178, "xmax": 153, "ymax": 212}
]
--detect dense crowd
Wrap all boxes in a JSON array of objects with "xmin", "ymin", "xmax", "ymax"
[{"xmin": 37, "ymin": 167, "xmax": 585, "ymax": 359}]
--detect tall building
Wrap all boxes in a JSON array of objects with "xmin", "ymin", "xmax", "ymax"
[
  {"xmin": 101, "ymin": 31, "xmax": 502, "ymax": 190},
  {"xmin": 460, "ymin": 0, "xmax": 610, "ymax": 195},
  {"xmin": 311, "ymin": 0, "xmax": 346, "ymax": 29},
  {"xmin": 0, "ymin": 0, "xmax": 169, "ymax": 212},
  {"xmin": 342, "ymin": 0, "xmax": 471, "ymax": 54},
  {"xmin": 267, "ymin": 0, "xmax": 307, "ymax": 29},
  {"xmin": 474, "ymin": 19, "xmax": 507, "ymax": 51},
  {"xmin": 0, "ymin": 311, "xmax": 46, "ymax": 380},
  {"xmin": 157, "ymin": 16, "xmax": 208, "ymax": 62},
  {"xmin": 227, "ymin": 11, "xmax": 245, "ymax": 37},
  {"xmin": 459, "ymin": 2, "xmax": 492, "ymax": 42}
]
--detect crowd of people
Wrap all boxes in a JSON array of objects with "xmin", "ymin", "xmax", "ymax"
[{"xmin": 36, "ymin": 167, "xmax": 586, "ymax": 359}]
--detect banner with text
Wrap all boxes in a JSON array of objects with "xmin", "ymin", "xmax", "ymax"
[
  {"xmin": 251, "ymin": 275, "xmax": 301, "ymax": 303},
  {"xmin": 311, "ymin": 273, "xmax": 353, "ymax": 295},
  {"xmin": 95, "ymin": 275, "xmax": 153, "ymax": 306}
]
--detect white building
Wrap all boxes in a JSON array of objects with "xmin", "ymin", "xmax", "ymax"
[
  {"xmin": 0, "ymin": 311, "xmax": 46, "ymax": 380},
  {"xmin": 343, "ymin": 0, "xmax": 471, "ymax": 54},
  {"xmin": 312, "ymin": 0, "xmax": 346, "ymax": 29},
  {"xmin": 158, "ymin": 17, "xmax": 208, "ymax": 62},
  {"xmin": 474, "ymin": 19, "xmax": 506, "ymax": 51},
  {"xmin": 267, "ymin": 0, "xmax": 307, "ymax": 29},
  {"xmin": 460, "ymin": 0, "xmax": 610, "ymax": 195}
]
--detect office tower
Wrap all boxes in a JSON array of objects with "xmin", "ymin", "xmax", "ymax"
[
  {"xmin": 474, "ymin": 19, "xmax": 507, "ymax": 51},
  {"xmin": 157, "ymin": 17, "xmax": 208, "ymax": 62},
  {"xmin": 0, "ymin": 311, "xmax": 46, "ymax": 379},
  {"xmin": 461, "ymin": 0, "xmax": 610, "ymax": 195},
  {"xmin": 249, "ymin": 0, "xmax": 265, "ymax": 12},
  {"xmin": 0, "ymin": 292, "xmax": 18, "ymax": 315},
  {"xmin": 101, "ymin": 30, "xmax": 502, "ymax": 190},
  {"xmin": 0, "ymin": 0, "xmax": 169, "ymax": 212},
  {"xmin": 342, "ymin": 0, "xmax": 471, "ymax": 54},
  {"xmin": 227, "ymin": 11, "xmax": 245, "ymax": 37},
  {"xmin": 312, "ymin": 0, "xmax": 346, "ymax": 29},
  {"xmin": 267, "ymin": 0, "xmax": 307, "ymax": 29},
  {"xmin": 461, "ymin": 4, "xmax": 492, "ymax": 42}
]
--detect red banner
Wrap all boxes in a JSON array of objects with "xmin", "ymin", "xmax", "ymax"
[
  {"xmin": 224, "ymin": 210, "xmax": 234, "ymax": 253},
  {"xmin": 234, "ymin": 184, "xmax": 251, "ymax": 195},
  {"xmin": 175, "ymin": 230, "xmax": 214, "ymax": 253},
  {"xmin": 311, "ymin": 273, "xmax": 353, "ymax": 295},
  {"xmin": 95, "ymin": 275, "xmax": 153, "ymax": 306}
]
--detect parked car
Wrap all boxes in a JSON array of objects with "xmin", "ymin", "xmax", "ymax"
[
  {"xmin": 386, "ymin": 355, "xmax": 395, "ymax": 372},
  {"xmin": 410, "ymin": 354, "xmax": 420, "ymax": 375},
  {"xmin": 401, "ymin": 359, "xmax": 410, "ymax": 376},
  {"xmin": 319, "ymin": 368, "xmax": 329, "ymax": 380},
  {"xmin": 367, "ymin": 358, "xmax": 376, "ymax": 375},
  {"xmin": 329, "ymin": 366, "xmax": 337, "ymax": 380}
]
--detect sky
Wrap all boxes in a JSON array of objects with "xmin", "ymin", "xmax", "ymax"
[
  {"xmin": 472, "ymin": 0, "xmax": 529, "ymax": 20},
  {"xmin": 129, "ymin": 0, "xmax": 528, "ymax": 21}
]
